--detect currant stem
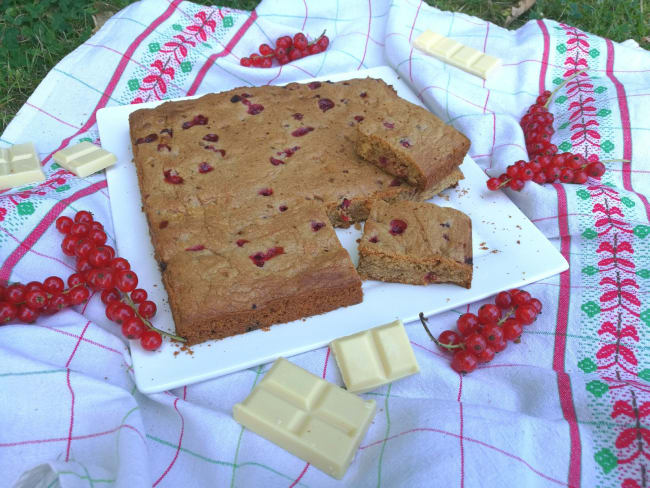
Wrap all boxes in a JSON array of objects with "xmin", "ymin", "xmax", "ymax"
[
  {"xmin": 544, "ymin": 68, "xmax": 588, "ymax": 108},
  {"xmin": 308, "ymin": 29, "xmax": 327, "ymax": 46},
  {"xmin": 418, "ymin": 312, "xmax": 464, "ymax": 350},
  {"xmin": 123, "ymin": 293, "xmax": 186, "ymax": 342},
  {"xmin": 599, "ymin": 159, "xmax": 631, "ymax": 164}
]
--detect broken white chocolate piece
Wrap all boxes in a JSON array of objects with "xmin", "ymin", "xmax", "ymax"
[
  {"xmin": 414, "ymin": 30, "xmax": 502, "ymax": 79},
  {"xmin": 0, "ymin": 143, "xmax": 46, "ymax": 190},
  {"xmin": 53, "ymin": 141, "xmax": 116, "ymax": 178},
  {"xmin": 330, "ymin": 319, "xmax": 420, "ymax": 393},
  {"xmin": 233, "ymin": 357, "xmax": 376, "ymax": 479}
]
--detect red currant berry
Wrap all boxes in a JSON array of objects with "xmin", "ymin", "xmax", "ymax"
[
  {"xmin": 101, "ymin": 288, "xmax": 121, "ymax": 305},
  {"xmin": 317, "ymin": 35, "xmax": 329, "ymax": 50},
  {"xmin": 88, "ymin": 229, "xmax": 107, "ymax": 246},
  {"xmin": 492, "ymin": 338, "xmax": 508, "ymax": 353},
  {"xmin": 293, "ymin": 33, "xmax": 308, "ymax": 50},
  {"xmin": 56, "ymin": 216, "xmax": 73, "ymax": 234},
  {"xmin": 486, "ymin": 177, "xmax": 501, "ymax": 191},
  {"xmin": 532, "ymin": 172, "xmax": 547, "ymax": 184},
  {"xmin": 259, "ymin": 43, "xmax": 273, "ymax": 56},
  {"xmin": 6, "ymin": 284, "xmax": 26, "ymax": 304},
  {"xmin": 88, "ymin": 246, "xmax": 113, "ymax": 268},
  {"xmin": 25, "ymin": 281, "xmax": 44, "ymax": 293},
  {"xmin": 559, "ymin": 168, "xmax": 574, "ymax": 183},
  {"xmin": 438, "ymin": 330, "xmax": 462, "ymax": 352},
  {"xmin": 70, "ymin": 222, "xmax": 90, "ymax": 237},
  {"xmin": 0, "ymin": 286, "xmax": 5, "ymax": 302},
  {"xmin": 308, "ymin": 44, "xmax": 322, "ymax": 55},
  {"xmin": 115, "ymin": 270, "xmax": 138, "ymax": 293},
  {"xmin": 494, "ymin": 291, "xmax": 512, "ymax": 309},
  {"xmin": 274, "ymin": 46, "xmax": 287, "ymax": 58},
  {"xmin": 17, "ymin": 304, "xmax": 39, "ymax": 323},
  {"xmin": 138, "ymin": 300, "xmax": 157, "ymax": 319},
  {"xmin": 113, "ymin": 302, "xmax": 135, "ymax": 325},
  {"xmin": 0, "ymin": 301, "xmax": 18, "ymax": 324},
  {"xmin": 130, "ymin": 288, "xmax": 148, "ymax": 304},
  {"xmin": 481, "ymin": 324, "xmax": 504, "ymax": 345},
  {"xmin": 506, "ymin": 165, "xmax": 519, "ymax": 178},
  {"xmin": 508, "ymin": 178, "xmax": 525, "ymax": 191},
  {"xmin": 122, "ymin": 317, "xmax": 146, "ymax": 340},
  {"xmin": 572, "ymin": 170, "xmax": 588, "ymax": 184},
  {"xmin": 67, "ymin": 273, "xmax": 86, "ymax": 287},
  {"xmin": 74, "ymin": 238, "xmax": 96, "ymax": 259},
  {"xmin": 477, "ymin": 304, "xmax": 501, "ymax": 325},
  {"xmin": 68, "ymin": 285, "xmax": 90, "ymax": 305},
  {"xmin": 105, "ymin": 301, "xmax": 122, "ymax": 321},
  {"xmin": 141, "ymin": 330, "xmax": 163, "ymax": 351},
  {"xmin": 289, "ymin": 48, "xmax": 303, "ymax": 61},
  {"xmin": 25, "ymin": 289, "xmax": 48, "ymax": 310},
  {"xmin": 240, "ymin": 57, "xmax": 252, "ymax": 67},
  {"xmin": 110, "ymin": 257, "xmax": 130, "ymax": 271},
  {"xmin": 251, "ymin": 54, "xmax": 264, "ymax": 68},
  {"xmin": 516, "ymin": 304, "xmax": 538, "ymax": 325},
  {"xmin": 45, "ymin": 293, "xmax": 68, "ymax": 314},
  {"xmin": 513, "ymin": 290, "xmax": 531, "ymax": 306},
  {"xmin": 76, "ymin": 258, "xmax": 93, "ymax": 274},
  {"xmin": 477, "ymin": 346, "xmax": 495, "ymax": 363},
  {"xmin": 526, "ymin": 161, "xmax": 542, "ymax": 174},
  {"xmin": 530, "ymin": 298, "xmax": 543, "ymax": 314},
  {"xmin": 457, "ymin": 313, "xmax": 480, "ymax": 336},
  {"xmin": 451, "ymin": 350, "xmax": 478, "ymax": 374},
  {"xmin": 465, "ymin": 333, "xmax": 487, "ymax": 355},
  {"xmin": 544, "ymin": 165, "xmax": 561, "ymax": 183},
  {"xmin": 518, "ymin": 166, "xmax": 534, "ymax": 181},
  {"xmin": 586, "ymin": 161, "xmax": 606, "ymax": 177},
  {"xmin": 43, "ymin": 276, "xmax": 65, "ymax": 294},
  {"xmin": 276, "ymin": 35, "xmax": 292, "ymax": 49},
  {"xmin": 90, "ymin": 221, "xmax": 104, "ymax": 232},
  {"xmin": 278, "ymin": 55, "xmax": 290, "ymax": 65},
  {"xmin": 502, "ymin": 318, "xmax": 524, "ymax": 341},
  {"xmin": 61, "ymin": 235, "xmax": 78, "ymax": 256},
  {"xmin": 261, "ymin": 57, "xmax": 272, "ymax": 68},
  {"xmin": 74, "ymin": 210, "xmax": 93, "ymax": 224}
]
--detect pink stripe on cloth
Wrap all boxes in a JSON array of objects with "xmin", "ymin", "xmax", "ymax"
[
  {"xmin": 0, "ymin": 180, "xmax": 107, "ymax": 281},
  {"xmin": 537, "ymin": 20, "xmax": 551, "ymax": 95},
  {"xmin": 551, "ymin": 183, "xmax": 581, "ymax": 488},
  {"xmin": 0, "ymin": 424, "xmax": 145, "ymax": 448},
  {"xmin": 152, "ymin": 398, "xmax": 185, "ymax": 486},
  {"xmin": 407, "ymin": 1, "xmax": 423, "ymax": 82},
  {"xmin": 64, "ymin": 369, "xmax": 76, "ymax": 462},
  {"xmin": 605, "ymin": 39, "xmax": 650, "ymax": 220},
  {"xmin": 186, "ymin": 10, "xmax": 259, "ymax": 96},
  {"xmin": 357, "ymin": 0, "xmax": 372, "ymax": 70}
]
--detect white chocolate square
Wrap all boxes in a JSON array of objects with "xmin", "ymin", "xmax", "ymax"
[
  {"xmin": 233, "ymin": 358, "xmax": 376, "ymax": 479},
  {"xmin": 330, "ymin": 319, "xmax": 419, "ymax": 393},
  {"xmin": 53, "ymin": 141, "xmax": 116, "ymax": 178},
  {"xmin": 0, "ymin": 143, "xmax": 46, "ymax": 190},
  {"xmin": 414, "ymin": 30, "xmax": 502, "ymax": 79}
]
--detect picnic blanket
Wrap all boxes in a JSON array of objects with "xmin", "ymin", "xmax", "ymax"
[{"xmin": 2, "ymin": 0, "xmax": 650, "ymax": 486}]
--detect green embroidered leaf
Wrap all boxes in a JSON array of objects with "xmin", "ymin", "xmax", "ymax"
[
  {"xmin": 558, "ymin": 141, "xmax": 572, "ymax": 152},
  {"xmin": 637, "ymin": 269, "xmax": 650, "ymax": 279},
  {"xmin": 78, "ymin": 137, "xmax": 92, "ymax": 143},
  {"xmin": 556, "ymin": 44, "xmax": 567, "ymax": 54},
  {"xmin": 50, "ymin": 163, "xmax": 60, "ymax": 170},
  {"xmin": 639, "ymin": 369, "xmax": 650, "ymax": 382},
  {"xmin": 223, "ymin": 16, "xmax": 233, "ymax": 27},
  {"xmin": 641, "ymin": 309, "xmax": 650, "ymax": 326},
  {"xmin": 582, "ymin": 228, "xmax": 597, "ymax": 239},
  {"xmin": 553, "ymin": 77, "xmax": 563, "ymax": 85},
  {"xmin": 180, "ymin": 61, "xmax": 192, "ymax": 73},
  {"xmin": 578, "ymin": 358, "xmax": 597, "ymax": 373},
  {"xmin": 597, "ymin": 109, "xmax": 611, "ymax": 117},
  {"xmin": 148, "ymin": 42, "xmax": 160, "ymax": 53},
  {"xmin": 601, "ymin": 140, "xmax": 614, "ymax": 153},
  {"xmin": 202, "ymin": 42, "xmax": 211, "ymax": 48},
  {"xmin": 17, "ymin": 186, "xmax": 33, "ymax": 191},
  {"xmin": 172, "ymin": 24, "xmax": 182, "ymax": 31},
  {"xmin": 594, "ymin": 86, "xmax": 607, "ymax": 94},
  {"xmin": 55, "ymin": 184, "xmax": 70, "ymax": 192},
  {"xmin": 555, "ymin": 95, "xmax": 568, "ymax": 104},
  {"xmin": 581, "ymin": 301, "xmax": 600, "ymax": 317},
  {"xmin": 17, "ymin": 202, "xmax": 34, "ymax": 216},
  {"xmin": 589, "ymin": 48, "xmax": 600, "ymax": 58},
  {"xmin": 595, "ymin": 448, "xmax": 617, "ymax": 474},
  {"xmin": 576, "ymin": 189, "xmax": 590, "ymax": 200},
  {"xmin": 586, "ymin": 380, "xmax": 608, "ymax": 398},
  {"xmin": 582, "ymin": 265, "xmax": 598, "ymax": 276},
  {"xmin": 633, "ymin": 225, "xmax": 650, "ymax": 238},
  {"xmin": 559, "ymin": 121, "xmax": 569, "ymax": 130},
  {"xmin": 128, "ymin": 79, "xmax": 140, "ymax": 91},
  {"xmin": 621, "ymin": 197, "xmax": 635, "ymax": 208}
]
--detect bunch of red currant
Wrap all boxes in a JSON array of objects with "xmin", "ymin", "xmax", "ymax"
[
  {"xmin": 420, "ymin": 288, "xmax": 542, "ymax": 374},
  {"xmin": 55, "ymin": 210, "xmax": 183, "ymax": 350},
  {"xmin": 486, "ymin": 71, "xmax": 607, "ymax": 192},
  {"xmin": 240, "ymin": 31, "xmax": 329, "ymax": 67},
  {"xmin": 0, "ymin": 275, "xmax": 90, "ymax": 325}
]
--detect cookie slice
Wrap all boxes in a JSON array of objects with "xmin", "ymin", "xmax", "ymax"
[
  {"xmin": 357, "ymin": 200, "xmax": 472, "ymax": 288},
  {"xmin": 355, "ymin": 102, "xmax": 470, "ymax": 190}
]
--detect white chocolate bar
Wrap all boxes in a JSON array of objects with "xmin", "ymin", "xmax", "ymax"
[
  {"xmin": 0, "ymin": 143, "xmax": 46, "ymax": 190},
  {"xmin": 53, "ymin": 141, "xmax": 116, "ymax": 178},
  {"xmin": 233, "ymin": 358, "xmax": 376, "ymax": 479},
  {"xmin": 330, "ymin": 320, "xmax": 420, "ymax": 394},
  {"xmin": 414, "ymin": 30, "xmax": 501, "ymax": 79}
]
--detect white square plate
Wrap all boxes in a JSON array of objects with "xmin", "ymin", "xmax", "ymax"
[{"xmin": 97, "ymin": 66, "xmax": 567, "ymax": 394}]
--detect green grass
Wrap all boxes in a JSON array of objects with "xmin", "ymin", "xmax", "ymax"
[{"xmin": 1, "ymin": 0, "xmax": 648, "ymax": 134}]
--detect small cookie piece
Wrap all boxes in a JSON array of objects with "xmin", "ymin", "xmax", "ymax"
[
  {"xmin": 414, "ymin": 30, "xmax": 502, "ymax": 79},
  {"xmin": 53, "ymin": 141, "xmax": 116, "ymax": 177},
  {"xmin": 357, "ymin": 200, "xmax": 473, "ymax": 288},
  {"xmin": 355, "ymin": 102, "xmax": 469, "ymax": 190},
  {"xmin": 0, "ymin": 143, "xmax": 46, "ymax": 190}
]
